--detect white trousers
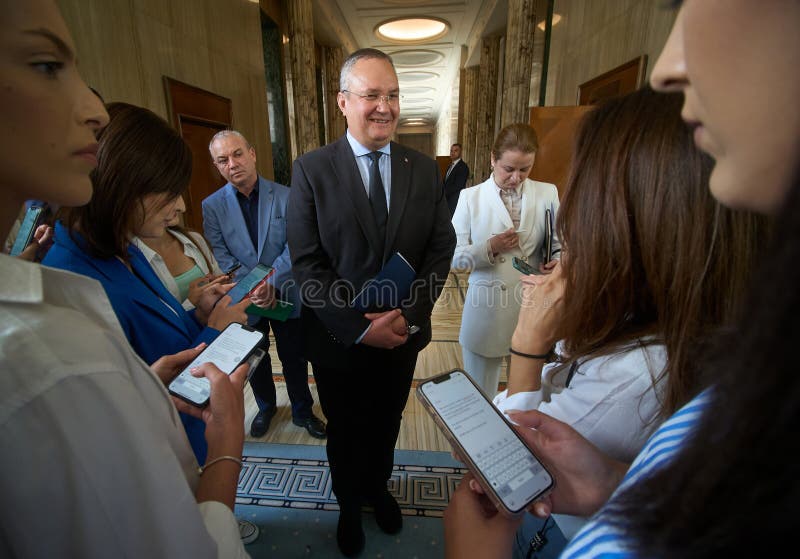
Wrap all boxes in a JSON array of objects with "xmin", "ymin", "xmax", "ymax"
[{"xmin": 461, "ymin": 347, "xmax": 506, "ymax": 396}]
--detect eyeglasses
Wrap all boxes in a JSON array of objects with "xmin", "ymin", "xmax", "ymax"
[{"xmin": 342, "ymin": 90, "xmax": 402, "ymax": 105}]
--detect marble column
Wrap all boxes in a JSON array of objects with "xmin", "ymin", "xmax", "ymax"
[
  {"xmin": 500, "ymin": 0, "xmax": 537, "ymax": 127},
  {"xmin": 286, "ymin": 0, "xmax": 320, "ymax": 155},
  {"xmin": 322, "ymin": 45, "xmax": 345, "ymax": 143},
  {"xmin": 474, "ymin": 36, "xmax": 501, "ymax": 184},
  {"xmin": 461, "ymin": 65, "xmax": 480, "ymax": 186}
]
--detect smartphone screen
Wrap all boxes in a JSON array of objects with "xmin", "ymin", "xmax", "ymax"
[
  {"xmin": 225, "ymin": 264, "xmax": 274, "ymax": 304},
  {"xmin": 9, "ymin": 206, "xmax": 44, "ymax": 256},
  {"xmin": 168, "ymin": 323, "xmax": 264, "ymax": 406},
  {"xmin": 512, "ymin": 256, "xmax": 538, "ymax": 276},
  {"xmin": 417, "ymin": 370, "xmax": 554, "ymax": 514}
]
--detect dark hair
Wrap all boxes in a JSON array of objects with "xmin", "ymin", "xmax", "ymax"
[
  {"xmin": 339, "ymin": 48, "xmax": 395, "ymax": 91},
  {"xmin": 452, "ymin": 143, "xmax": 462, "ymax": 149},
  {"xmin": 63, "ymin": 102, "xmax": 192, "ymax": 260},
  {"xmin": 555, "ymin": 87, "xmax": 765, "ymax": 418},
  {"xmin": 491, "ymin": 123, "xmax": 539, "ymax": 161},
  {"xmin": 619, "ymin": 172, "xmax": 800, "ymax": 556}
]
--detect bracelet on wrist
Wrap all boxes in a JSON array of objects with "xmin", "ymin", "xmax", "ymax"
[
  {"xmin": 509, "ymin": 346, "xmax": 554, "ymax": 360},
  {"xmin": 197, "ymin": 455, "xmax": 242, "ymax": 476}
]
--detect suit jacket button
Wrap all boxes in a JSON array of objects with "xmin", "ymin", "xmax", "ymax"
[{"xmin": 499, "ymin": 257, "xmax": 506, "ymax": 263}]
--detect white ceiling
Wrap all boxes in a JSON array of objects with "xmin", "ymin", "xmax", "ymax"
[{"xmin": 312, "ymin": 0, "xmax": 506, "ymax": 130}]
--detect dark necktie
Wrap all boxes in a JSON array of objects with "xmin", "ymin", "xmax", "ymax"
[{"xmin": 367, "ymin": 151, "xmax": 388, "ymax": 242}]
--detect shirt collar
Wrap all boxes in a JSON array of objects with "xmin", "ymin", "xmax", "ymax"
[
  {"xmin": 493, "ymin": 177, "xmax": 524, "ymax": 197},
  {"xmin": 0, "ymin": 253, "xmax": 43, "ymax": 304},
  {"xmin": 346, "ymin": 130, "xmax": 391, "ymax": 158}
]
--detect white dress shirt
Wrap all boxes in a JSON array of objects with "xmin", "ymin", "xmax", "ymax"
[{"xmin": 0, "ymin": 254, "xmax": 248, "ymax": 558}]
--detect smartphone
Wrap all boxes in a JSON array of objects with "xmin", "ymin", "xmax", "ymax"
[
  {"xmin": 225, "ymin": 264, "xmax": 274, "ymax": 304},
  {"xmin": 168, "ymin": 323, "xmax": 264, "ymax": 407},
  {"xmin": 10, "ymin": 206, "xmax": 44, "ymax": 256},
  {"xmin": 417, "ymin": 369, "xmax": 554, "ymax": 515},
  {"xmin": 224, "ymin": 263, "xmax": 242, "ymax": 277},
  {"xmin": 512, "ymin": 256, "xmax": 539, "ymax": 276}
]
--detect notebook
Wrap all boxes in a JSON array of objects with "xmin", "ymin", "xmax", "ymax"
[
  {"xmin": 351, "ymin": 252, "xmax": 416, "ymax": 312},
  {"xmin": 246, "ymin": 300, "xmax": 294, "ymax": 322}
]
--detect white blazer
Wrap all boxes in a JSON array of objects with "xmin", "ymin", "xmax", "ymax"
[{"xmin": 452, "ymin": 175, "xmax": 560, "ymax": 356}]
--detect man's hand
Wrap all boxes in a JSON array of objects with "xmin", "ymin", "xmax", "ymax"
[
  {"xmin": 249, "ymin": 281, "xmax": 277, "ymax": 309},
  {"xmin": 150, "ymin": 343, "xmax": 207, "ymax": 386},
  {"xmin": 507, "ymin": 409, "xmax": 629, "ymax": 518},
  {"xmin": 361, "ymin": 309, "xmax": 408, "ymax": 349}
]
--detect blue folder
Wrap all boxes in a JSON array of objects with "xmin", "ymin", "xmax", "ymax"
[{"xmin": 351, "ymin": 252, "xmax": 416, "ymax": 312}]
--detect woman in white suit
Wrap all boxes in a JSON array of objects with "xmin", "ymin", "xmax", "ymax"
[{"xmin": 451, "ymin": 123, "xmax": 560, "ymax": 395}]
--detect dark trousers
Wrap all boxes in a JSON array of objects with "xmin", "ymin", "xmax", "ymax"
[
  {"xmin": 249, "ymin": 316, "xmax": 314, "ymax": 420},
  {"xmin": 312, "ymin": 347, "xmax": 418, "ymax": 506}
]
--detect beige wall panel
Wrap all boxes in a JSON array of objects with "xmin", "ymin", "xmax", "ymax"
[
  {"xmin": 547, "ymin": 0, "xmax": 675, "ymax": 106},
  {"xmin": 58, "ymin": 0, "xmax": 274, "ymax": 180}
]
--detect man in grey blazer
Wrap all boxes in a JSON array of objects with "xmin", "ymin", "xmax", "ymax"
[
  {"xmin": 203, "ymin": 130, "xmax": 326, "ymax": 440},
  {"xmin": 288, "ymin": 49, "xmax": 455, "ymax": 556}
]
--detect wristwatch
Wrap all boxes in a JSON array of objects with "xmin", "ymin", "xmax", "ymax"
[{"xmin": 403, "ymin": 315, "xmax": 420, "ymax": 335}]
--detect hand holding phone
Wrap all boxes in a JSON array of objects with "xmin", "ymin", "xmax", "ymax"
[
  {"xmin": 225, "ymin": 264, "xmax": 275, "ymax": 305},
  {"xmin": 10, "ymin": 206, "xmax": 44, "ymax": 256},
  {"xmin": 168, "ymin": 323, "xmax": 264, "ymax": 407},
  {"xmin": 512, "ymin": 256, "xmax": 540, "ymax": 276},
  {"xmin": 417, "ymin": 370, "xmax": 554, "ymax": 515}
]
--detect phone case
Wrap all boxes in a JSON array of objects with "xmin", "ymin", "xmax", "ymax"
[{"xmin": 416, "ymin": 369, "xmax": 554, "ymax": 516}]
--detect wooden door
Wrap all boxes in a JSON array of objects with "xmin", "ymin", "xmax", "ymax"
[
  {"xmin": 164, "ymin": 77, "xmax": 232, "ymax": 231},
  {"xmin": 179, "ymin": 118, "xmax": 227, "ymax": 230},
  {"xmin": 529, "ymin": 105, "xmax": 594, "ymax": 197}
]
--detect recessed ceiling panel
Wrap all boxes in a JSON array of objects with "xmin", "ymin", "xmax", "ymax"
[
  {"xmin": 402, "ymin": 97, "xmax": 435, "ymax": 104},
  {"xmin": 389, "ymin": 49, "xmax": 445, "ymax": 67},
  {"xmin": 398, "ymin": 71, "xmax": 439, "ymax": 82},
  {"xmin": 401, "ymin": 86, "xmax": 436, "ymax": 95}
]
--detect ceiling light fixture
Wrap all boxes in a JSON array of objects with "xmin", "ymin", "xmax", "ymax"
[
  {"xmin": 376, "ymin": 17, "xmax": 449, "ymax": 44},
  {"xmin": 537, "ymin": 13, "xmax": 562, "ymax": 31}
]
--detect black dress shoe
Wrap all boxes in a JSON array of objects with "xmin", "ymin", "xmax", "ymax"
[
  {"xmin": 369, "ymin": 490, "xmax": 402, "ymax": 534},
  {"xmin": 292, "ymin": 414, "xmax": 327, "ymax": 439},
  {"xmin": 250, "ymin": 407, "xmax": 277, "ymax": 437},
  {"xmin": 336, "ymin": 505, "xmax": 364, "ymax": 557}
]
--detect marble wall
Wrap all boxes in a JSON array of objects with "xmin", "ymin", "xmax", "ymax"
[
  {"xmin": 57, "ymin": 0, "xmax": 274, "ymax": 179},
  {"xmin": 546, "ymin": 0, "xmax": 677, "ymax": 106}
]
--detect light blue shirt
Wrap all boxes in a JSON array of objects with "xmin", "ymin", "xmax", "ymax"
[
  {"xmin": 346, "ymin": 131, "xmax": 392, "ymax": 344},
  {"xmin": 346, "ymin": 130, "xmax": 391, "ymax": 209}
]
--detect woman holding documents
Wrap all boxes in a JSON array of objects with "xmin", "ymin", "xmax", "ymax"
[
  {"xmin": 451, "ymin": 123, "xmax": 561, "ymax": 395},
  {"xmin": 43, "ymin": 102, "xmax": 249, "ymax": 462}
]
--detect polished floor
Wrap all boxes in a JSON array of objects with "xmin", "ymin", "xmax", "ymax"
[{"xmin": 243, "ymin": 271, "xmax": 508, "ymax": 451}]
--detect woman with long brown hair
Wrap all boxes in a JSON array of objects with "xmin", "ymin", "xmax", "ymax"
[
  {"xmin": 446, "ymin": 1, "xmax": 799, "ymax": 557},
  {"xmin": 488, "ymin": 86, "xmax": 765, "ymax": 543}
]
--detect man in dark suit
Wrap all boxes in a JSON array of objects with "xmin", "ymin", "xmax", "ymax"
[
  {"xmin": 443, "ymin": 142, "xmax": 469, "ymax": 215},
  {"xmin": 287, "ymin": 48, "xmax": 456, "ymax": 557}
]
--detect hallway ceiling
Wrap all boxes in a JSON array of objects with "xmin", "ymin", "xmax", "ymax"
[{"xmin": 313, "ymin": 0, "xmax": 510, "ymax": 131}]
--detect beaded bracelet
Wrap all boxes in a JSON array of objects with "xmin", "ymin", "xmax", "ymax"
[{"xmin": 197, "ymin": 455, "xmax": 242, "ymax": 476}]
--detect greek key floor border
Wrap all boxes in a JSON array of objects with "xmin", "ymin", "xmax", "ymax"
[{"xmin": 236, "ymin": 456, "xmax": 466, "ymax": 517}]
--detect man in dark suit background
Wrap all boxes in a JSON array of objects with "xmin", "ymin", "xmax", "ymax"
[
  {"xmin": 443, "ymin": 142, "xmax": 469, "ymax": 215},
  {"xmin": 287, "ymin": 48, "xmax": 455, "ymax": 557}
]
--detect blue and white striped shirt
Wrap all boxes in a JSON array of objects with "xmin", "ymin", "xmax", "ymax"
[{"xmin": 559, "ymin": 390, "xmax": 712, "ymax": 558}]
